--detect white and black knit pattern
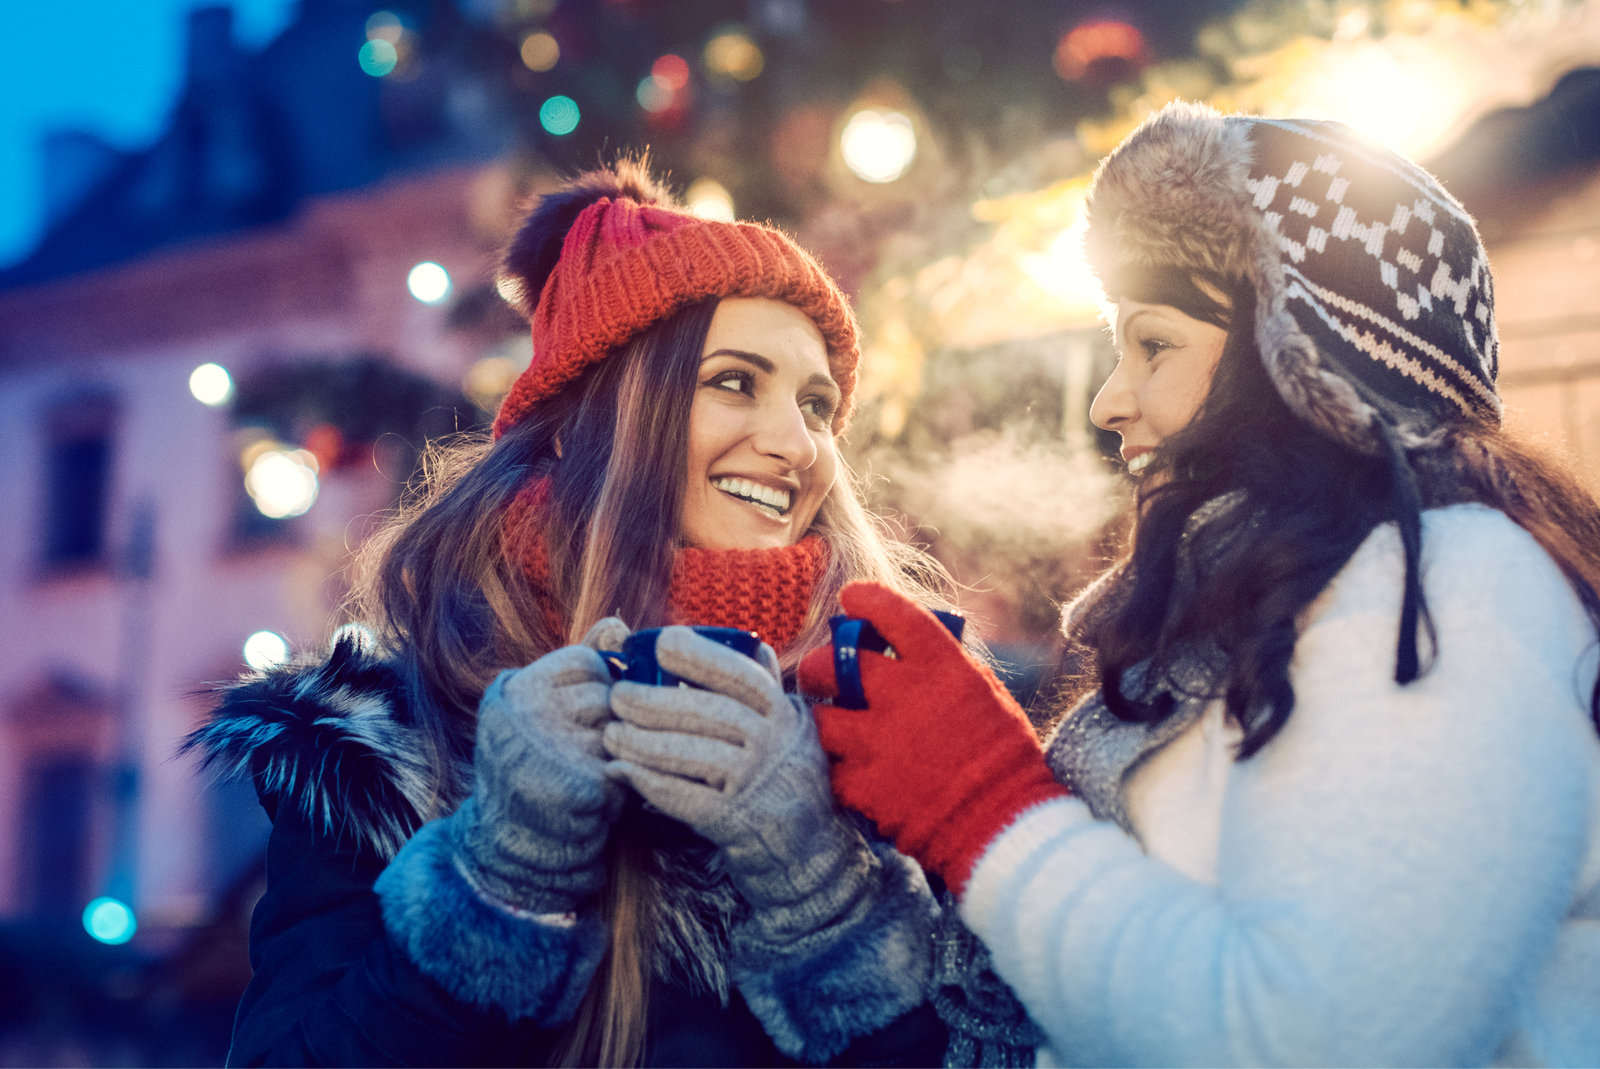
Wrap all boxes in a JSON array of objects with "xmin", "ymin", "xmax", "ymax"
[{"xmin": 1084, "ymin": 102, "xmax": 1501, "ymax": 453}]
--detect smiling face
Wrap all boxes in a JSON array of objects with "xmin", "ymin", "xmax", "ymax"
[
  {"xmin": 679, "ymin": 298, "xmax": 841, "ymax": 550},
  {"xmin": 1091, "ymin": 299, "xmax": 1229, "ymax": 475}
]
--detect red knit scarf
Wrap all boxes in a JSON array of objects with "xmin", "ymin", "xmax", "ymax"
[{"xmin": 505, "ymin": 481, "xmax": 829, "ymax": 655}]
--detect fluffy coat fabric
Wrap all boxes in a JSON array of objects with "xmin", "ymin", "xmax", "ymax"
[
  {"xmin": 186, "ymin": 631, "xmax": 950, "ymax": 1067},
  {"xmin": 960, "ymin": 505, "xmax": 1600, "ymax": 1066}
]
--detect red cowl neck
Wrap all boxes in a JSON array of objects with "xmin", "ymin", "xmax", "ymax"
[{"xmin": 505, "ymin": 480, "xmax": 829, "ymax": 655}]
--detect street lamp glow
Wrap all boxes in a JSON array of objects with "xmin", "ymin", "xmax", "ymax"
[
  {"xmin": 244, "ymin": 630, "xmax": 291, "ymax": 670},
  {"xmin": 84, "ymin": 897, "xmax": 136, "ymax": 945},
  {"xmin": 189, "ymin": 363, "xmax": 234, "ymax": 406},
  {"xmin": 407, "ymin": 261, "xmax": 451, "ymax": 304},
  {"xmin": 841, "ymin": 109, "xmax": 917, "ymax": 183}
]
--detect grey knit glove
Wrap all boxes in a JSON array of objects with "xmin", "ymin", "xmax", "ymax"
[
  {"xmin": 449, "ymin": 617, "xmax": 630, "ymax": 915},
  {"xmin": 602, "ymin": 626, "xmax": 874, "ymax": 940}
]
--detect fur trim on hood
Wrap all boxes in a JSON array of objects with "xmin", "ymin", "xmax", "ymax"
[{"xmin": 183, "ymin": 627, "xmax": 461, "ymax": 860}]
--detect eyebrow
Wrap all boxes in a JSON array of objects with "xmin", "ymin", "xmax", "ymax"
[{"xmin": 703, "ymin": 348, "xmax": 839, "ymax": 394}]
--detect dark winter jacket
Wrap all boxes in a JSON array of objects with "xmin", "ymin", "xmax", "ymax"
[{"xmin": 188, "ymin": 631, "xmax": 950, "ymax": 1068}]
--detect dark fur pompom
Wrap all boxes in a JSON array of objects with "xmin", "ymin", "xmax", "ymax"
[{"xmin": 498, "ymin": 157, "xmax": 680, "ymax": 317}]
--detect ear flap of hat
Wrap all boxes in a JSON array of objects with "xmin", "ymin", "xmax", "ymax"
[{"xmin": 498, "ymin": 159, "xmax": 679, "ymax": 317}]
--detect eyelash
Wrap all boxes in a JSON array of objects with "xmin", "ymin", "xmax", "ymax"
[
  {"xmin": 1139, "ymin": 338, "xmax": 1173, "ymax": 359},
  {"xmin": 703, "ymin": 371, "xmax": 837, "ymax": 424}
]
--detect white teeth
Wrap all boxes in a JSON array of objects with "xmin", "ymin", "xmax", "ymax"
[
  {"xmin": 712, "ymin": 477, "xmax": 791, "ymax": 514},
  {"xmin": 1126, "ymin": 453, "xmax": 1153, "ymax": 474}
]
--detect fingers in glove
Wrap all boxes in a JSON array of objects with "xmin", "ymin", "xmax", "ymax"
[
  {"xmin": 652, "ymin": 626, "xmax": 786, "ymax": 715},
  {"xmin": 839, "ymin": 582, "xmax": 965, "ymax": 663},
  {"xmin": 603, "ymin": 760, "xmax": 722, "ymax": 829},
  {"xmin": 609, "ymin": 680, "xmax": 765, "ymax": 746},
  {"xmin": 796, "ymin": 644, "xmax": 839, "ymax": 700},
  {"xmin": 580, "ymin": 616, "xmax": 631, "ymax": 654},
  {"xmin": 811, "ymin": 703, "xmax": 877, "ymax": 762},
  {"xmin": 601, "ymin": 721, "xmax": 745, "ymax": 790}
]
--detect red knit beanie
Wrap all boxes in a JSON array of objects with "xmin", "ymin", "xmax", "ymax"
[{"xmin": 492, "ymin": 171, "xmax": 861, "ymax": 439}]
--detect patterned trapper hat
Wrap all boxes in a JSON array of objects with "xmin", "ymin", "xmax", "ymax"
[{"xmin": 1085, "ymin": 101, "xmax": 1501, "ymax": 453}]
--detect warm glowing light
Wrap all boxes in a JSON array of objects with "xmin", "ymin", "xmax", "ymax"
[
  {"xmin": 407, "ymin": 261, "xmax": 451, "ymax": 303},
  {"xmin": 539, "ymin": 95, "xmax": 580, "ymax": 135},
  {"xmin": 189, "ymin": 363, "xmax": 234, "ymax": 406},
  {"xmin": 1053, "ymin": 21, "xmax": 1147, "ymax": 82},
  {"xmin": 652, "ymin": 54, "xmax": 690, "ymax": 91},
  {"xmin": 243, "ymin": 631, "xmax": 291, "ymax": 670},
  {"xmin": 84, "ymin": 898, "xmax": 136, "ymax": 945},
  {"xmin": 463, "ymin": 356, "xmax": 521, "ymax": 411},
  {"xmin": 359, "ymin": 39, "xmax": 398, "ymax": 77},
  {"xmin": 704, "ymin": 32, "xmax": 763, "ymax": 81},
  {"xmin": 637, "ymin": 76, "xmax": 674, "ymax": 113},
  {"xmin": 686, "ymin": 177, "xmax": 735, "ymax": 221},
  {"xmin": 245, "ymin": 450, "xmax": 319, "ymax": 518},
  {"xmin": 1020, "ymin": 218, "xmax": 1103, "ymax": 314},
  {"xmin": 1287, "ymin": 41, "xmax": 1473, "ymax": 158},
  {"xmin": 840, "ymin": 109, "xmax": 917, "ymax": 183},
  {"xmin": 366, "ymin": 11, "xmax": 402, "ymax": 43},
  {"xmin": 520, "ymin": 31, "xmax": 558, "ymax": 72}
]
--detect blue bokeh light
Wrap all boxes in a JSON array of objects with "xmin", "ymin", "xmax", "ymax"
[
  {"xmin": 83, "ymin": 897, "xmax": 137, "ymax": 945},
  {"xmin": 539, "ymin": 95, "xmax": 580, "ymax": 136}
]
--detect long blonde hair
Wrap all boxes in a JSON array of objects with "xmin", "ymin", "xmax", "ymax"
[{"xmin": 346, "ymin": 299, "xmax": 951, "ymax": 1066}]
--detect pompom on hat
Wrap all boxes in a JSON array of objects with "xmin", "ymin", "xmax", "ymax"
[
  {"xmin": 1084, "ymin": 101, "xmax": 1501, "ymax": 454},
  {"xmin": 492, "ymin": 164, "xmax": 861, "ymax": 438}
]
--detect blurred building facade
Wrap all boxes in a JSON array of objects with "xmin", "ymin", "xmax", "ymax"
[{"xmin": 0, "ymin": 3, "xmax": 518, "ymax": 1058}]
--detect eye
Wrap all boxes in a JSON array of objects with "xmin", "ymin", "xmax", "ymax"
[
  {"xmin": 1139, "ymin": 337, "xmax": 1174, "ymax": 359},
  {"xmin": 704, "ymin": 370, "xmax": 754, "ymax": 395},
  {"xmin": 800, "ymin": 394, "xmax": 837, "ymax": 427}
]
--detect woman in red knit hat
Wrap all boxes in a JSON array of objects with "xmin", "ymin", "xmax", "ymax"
[{"xmin": 188, "ymin": 161, "xmax": 957, "ymax": 1067}]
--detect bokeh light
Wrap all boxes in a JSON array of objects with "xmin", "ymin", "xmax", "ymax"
[
  {"xmin": 243, "ymin": 630, "xmax": 291, "ymax": 671},
  {"xmin": 407, "ymin": 261, "xmax": 451, "ymax": 303},
  {"xmin": 519, "ymin": 31, "xmax": 558, "ymax": 72},
  {"xmin": 637, "ymin": 77, "xmax": 673, "ymax": 113},
  {"xmin": 359, "ymin": 39, "xmax": 398, "ymax": 77},
  {"xmin": 83, "ymin": 897, "xmax": 136, "ymax": 945},
  {"xmin": 365, "ymin": 11, "xmax": 402, "ymax": 44},
  {"xmin": 652, "ymin": 54, "xmax": 690, "ymax": 91},
  {"xmin": 704, "ymin": 31, "xmax": 763, "ymax": 81},
  {"xmin": 840, "ymin": 109, "xmax": 917, "ymax": 183},
  {"xmin": 188, "ymin": 362, "xmax": 233, "ymax": 406},
  {"xmin": 539, "ymin": 95, "xmax": 580, "ymax": 135},
  {"xmin": 685, "ymin": 177, "xmax": 735, "ymax": 221},
  {"xmin": 1053, "ymin": 21, "xmax": 1147, "ymax": 83},
  {"xmin": 245, "ymin": 449, "xmax": 319, "ymax": 518}
]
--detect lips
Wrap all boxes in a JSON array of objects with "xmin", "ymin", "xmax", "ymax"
[{"xmin": 711, "ymin": 476, "xmax": 792, "ymax": 516}]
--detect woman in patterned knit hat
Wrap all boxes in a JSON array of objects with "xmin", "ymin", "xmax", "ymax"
[
  {"xmin": 799, "ymin": 102, "xmax": 1600, "ymax": 1065},
  {"xmin": 187, "ymin": 160, "xmax": 956, "ymax": 1067}
]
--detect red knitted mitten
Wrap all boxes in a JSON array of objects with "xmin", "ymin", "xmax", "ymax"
[{"xmin": 798, "ymin": 583, "xmax": 1068, "ymax": 894}]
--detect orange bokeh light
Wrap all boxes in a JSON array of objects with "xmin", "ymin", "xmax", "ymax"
[{"xmin": 1053, "ymin": 21, "xmax": 1148, "ymax": 82}]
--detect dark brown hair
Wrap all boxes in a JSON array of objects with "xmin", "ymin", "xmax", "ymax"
[{"xmin": 1073, "ymin": 269, "xmax": 1600, "ymax": 757}]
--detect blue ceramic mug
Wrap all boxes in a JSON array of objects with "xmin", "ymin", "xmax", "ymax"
[
  {"xmin": 605, "ymin": 626, "xmax": 763, "ymax": 686},
  {"xmin": 827, "ymin": 610, "xmax": 965, "ymax": 710}
]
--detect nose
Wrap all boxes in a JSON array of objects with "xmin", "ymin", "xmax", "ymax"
[
  {"xmin": 752, "ymin": 397, "xmax": 819, "ymax": 470},
  {"xmin": 1089, "ymin": 358, "xmax": 1137, "ymax": 432}
]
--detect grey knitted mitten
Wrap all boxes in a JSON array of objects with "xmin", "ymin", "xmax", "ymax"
[
  {"xmin": 449, "ymin": 618, "xmax": 629, "ymax": 915},
  {"xmin": 603, "ymin": 627, "xmax": 873, "ymax": 940}
]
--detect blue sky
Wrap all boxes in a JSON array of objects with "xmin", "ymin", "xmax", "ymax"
[{"xmin": 0, "ymin": 0, "xmax": 299, "ymax": 268}]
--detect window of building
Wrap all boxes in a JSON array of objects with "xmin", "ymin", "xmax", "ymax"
[{"xmin": 41, "ymin": 394, "xmax": 118, "ymax": 569}]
